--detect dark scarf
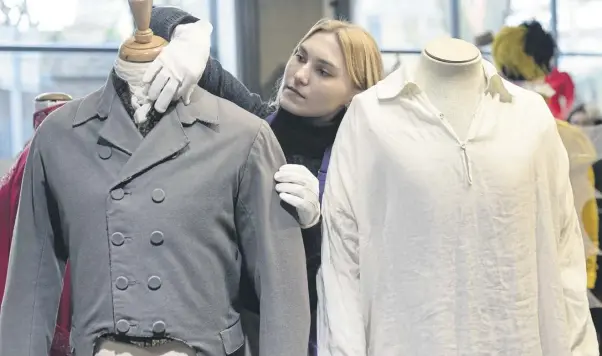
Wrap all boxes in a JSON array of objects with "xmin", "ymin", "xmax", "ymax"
[
  {"xmin": 270, "ymin": 108, "xmax": 344, "ymax": 176},
  {"xmin": 111, "ymin": 70, "xmax": 177, "ymax": 136}
]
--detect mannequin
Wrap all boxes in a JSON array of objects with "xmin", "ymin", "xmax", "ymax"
[
  {"xmin": 413, "ymin": 38, "xmax": 485, "ymax": 142},
  {"xmin": 34, "ymin": 93, "xmax": 73, "ymax": 127},
  {"xmin": 317, "ymin": 37, "xmax": 597, "ymax": 355},
  {"xmin": 114, "ymin": 0, "xmax": 166, "ymax": 126},
  {"xmin": 0, "ymin": 0, "xmax": 310, "ymax": 355}
]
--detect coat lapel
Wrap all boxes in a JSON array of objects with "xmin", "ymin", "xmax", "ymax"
[
  {"xmin": 98, "ymin": 94, "xmax": 143, "ymax": 156},
  {"xmin": 114, "ymin": 109, "xmax": 190, "ymax": 187}
]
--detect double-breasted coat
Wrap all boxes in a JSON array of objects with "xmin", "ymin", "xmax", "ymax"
[{"xmin": 0, "ymin": 74, "xmax": 310, "ymax": 356}]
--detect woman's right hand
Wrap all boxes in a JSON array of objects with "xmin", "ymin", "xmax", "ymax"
[
  {"xmin": 274, "ymin": 164, "xmax": 321, "ymax": 229},
  {"xmin": 143, "ymin": 20, "xmax": 213, "ymax": 113}
]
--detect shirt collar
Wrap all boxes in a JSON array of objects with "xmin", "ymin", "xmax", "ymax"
[{"xmin": 376, "ymin": 59, "xmax": 512, "ymax": 103}]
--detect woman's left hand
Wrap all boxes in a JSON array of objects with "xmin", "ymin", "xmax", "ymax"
[{"xmin": 274, "ymin": 164, "xmax": 321, "ymax": 229}]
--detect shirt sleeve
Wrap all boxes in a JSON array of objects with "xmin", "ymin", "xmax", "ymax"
[
  {"xmin": 317, "ymin": 99, "xmax": 365, "ymax": 356},
  {"xmin": 546, "ymin": 119, "xmax": 599, "ymax": 355},
  {"xmin": 0, "ymin": 134, "xmax": 66, "ymax": 356},
  {"xmin": 235, "ymin": 121, "xmax": 310, "ymax": 356}
]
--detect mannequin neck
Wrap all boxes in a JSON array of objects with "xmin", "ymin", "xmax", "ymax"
[
  {"xmin": 113, "ymin": 58, "xmax": 153, "ymax": 124},
  {"xmin": 414, "ymin": 51, "xmax": 485, "ymax": 97},
  {"xmin": 413, "ymin": 41, "xmax": 486, "ymax": 141},
  {"xmin": 114, "ymin": 58, "xmax": 149, "ymax": 88}
]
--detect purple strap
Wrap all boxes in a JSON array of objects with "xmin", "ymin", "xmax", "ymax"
[
  {"xmin": 317, "ymin": 146, "xmax": 331, "ymax": 202},
  {"xmin": 266, "ymin": 114, "xmax": 331, "ymax": 202}
]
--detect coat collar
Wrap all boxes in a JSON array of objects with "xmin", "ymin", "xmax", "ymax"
[
  {"xmin": 70, "ymin": 72, "xmax": 222, "ymax": 188},
  {"xmin": 72, "ymin": 74, "xmax": 220, "ymax": 127},
  {"xmin": 376, "ymin": 59, "xmax": 512, "ymax": 103}
]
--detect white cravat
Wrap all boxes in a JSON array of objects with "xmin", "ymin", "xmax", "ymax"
[{"xmin": 114, "ymin": 58, "xmax": 153, "ymax": 125}]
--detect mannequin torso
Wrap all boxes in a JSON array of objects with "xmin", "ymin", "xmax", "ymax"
[{"xmin": 413, "ymin": 38, "xmax": 486, "ymax": 141}]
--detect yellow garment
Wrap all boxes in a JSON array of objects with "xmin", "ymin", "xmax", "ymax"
[
  {"xmin": 491, "ymin": 26, "xmax": 548, "ymax": 81},
  {"xmin": 584, "ymin": 169, "xmax": 598, "ymax": 289},
  {"xmin": 556, "ymin": 120, "xmax": 599, "ymax": 288}
]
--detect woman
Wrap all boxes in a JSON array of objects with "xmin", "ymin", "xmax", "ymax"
[{"xmin": 148, "ymin": 7, "xmax": 384, "ymax": 354}]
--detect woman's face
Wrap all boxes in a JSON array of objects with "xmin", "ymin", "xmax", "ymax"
[{"xmin": 279, "ymin": 32, "xmax": 357, "ymax": 120}]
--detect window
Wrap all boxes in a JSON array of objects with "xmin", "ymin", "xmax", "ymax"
[
  {"xmin": 556, "ymin": 0, "xmax": 602, "ymax": 54},
  {"xmin": 0, "ymin": 52, "xmax": 116, "ymax": 158},
  {"xmin": 0, "ymin": 0, "xmax": 210, "ymax": 45},
  {"xmin": 558, "ymin": 56, "xmax": 602, "ymax": 110},
  {"xmin": 0, "ymin": 0, "xmax": 237, "ymax": 159},
  {"xmin": 352, "ymin": 0, "xmax": 451, "ymax": 50},
  {"xmin": 381, "ymin": 52, "xmax": 421, "ymax": 77},
  {"xmin": 458, "ymin": 0, "xmax": 552, "ymax": 43}
]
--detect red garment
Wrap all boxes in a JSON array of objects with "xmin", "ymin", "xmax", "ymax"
[
  {"xmin": 545, "ymin": 68, "xmax": 575, "ymax": 120},
  {"xmin": 0, "ymin": 103, "xmax": 72, "ymax": 356}
]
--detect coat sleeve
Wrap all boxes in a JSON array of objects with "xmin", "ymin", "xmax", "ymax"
[
  {"xmin": 235, "ymin": 121, "xmax": 310, "ymax": 356},
  {"xmin": 546, "ymin": 120, "xmax": 599, "ymax": 355},
  {"xmin": 149, "ymin": 6, "xmax": 274, "ymax": 119},
  {"xmin": 0, "ymin": 134, "xmax": 66, "ymax": 356},
  {"xmin": 317, "ymin": 99, "xmax": 365, "ymax": 356}
]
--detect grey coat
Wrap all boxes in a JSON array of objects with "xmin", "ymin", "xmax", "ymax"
[{"xmin": 0, "ymin": 75, "xmax": 310, "ymax": 356}]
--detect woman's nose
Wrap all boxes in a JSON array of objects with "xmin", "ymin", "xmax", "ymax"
[{"xmin": 293, "ymin": 65, "xmax": 310, "ymax": 86}]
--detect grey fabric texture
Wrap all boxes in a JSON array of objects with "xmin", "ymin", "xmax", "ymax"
[{"xmin": 0, "ymin": 74, "xmax": 310, "ymax": 356}]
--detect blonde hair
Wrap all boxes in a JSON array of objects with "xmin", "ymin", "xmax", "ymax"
[{"xmin": 273, "ymin": 18, "xmax": 384, "ymax": 106}]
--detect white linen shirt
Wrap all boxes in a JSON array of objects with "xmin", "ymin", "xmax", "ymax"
[{"xmin": 317, "ymin": 60, "xmax": 598, "ymax": 356}]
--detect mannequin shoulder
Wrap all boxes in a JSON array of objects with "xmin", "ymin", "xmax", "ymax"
[
  {"xmin": 33, "ymin": 88, "xmax": 103, "ymax": 143},
  {"xmin": 503, "ymin": 80, "xmax": 556, "ymax": 126}
]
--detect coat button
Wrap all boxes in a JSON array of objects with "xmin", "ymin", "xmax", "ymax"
[
  {"xmin": 111, "ymin": 232, "xmax": 125, "ymax": 246},
  {"xmin": 116, "ymin": 319, "xmax": 130, "ymax": 333},
  {"xmin": 150, "ymin": 231, "xmax": 164, "ymax": 245},
  {"xmin": 115, "ymin": 276, "xmax": 129, "ymax": 290},
  {"xmin": 98, "ymin": 146, "xmax": 112, "ymax": 160},
  {"xmin": 111, "ymin": 188, "xmax": 125, "ymax": 200},
  {"xmin": 148, "ymin": 276, "xmax": 162, "ymax": 290},
  {"xmin": 151, "ymin": 188, "xmax": 165, "ymax": 203},
  {"xmin": 152, "ymin": 320, "xmax": 166, "ymax": 334}
]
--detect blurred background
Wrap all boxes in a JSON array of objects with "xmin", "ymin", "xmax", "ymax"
[{"xmin": 0, "ymin": 0, "xmax": 601, "ymax": 168}]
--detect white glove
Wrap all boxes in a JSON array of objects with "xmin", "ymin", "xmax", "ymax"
[
  {"xmin": 274, "ymin": 164, "xmax": 321, "ymax": 229},
  {"xmin": 142, "ymin": 19, "xmax": 213, "ymax": 113}
]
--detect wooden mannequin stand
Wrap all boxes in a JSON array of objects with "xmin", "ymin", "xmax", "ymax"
[
  {"xmin": 34, "ymin": 92, "xmax": 72, "ymax": 108},
  {"xmin": 118, "ymin": 0, "xmax": 166, "ymax": 63}
]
